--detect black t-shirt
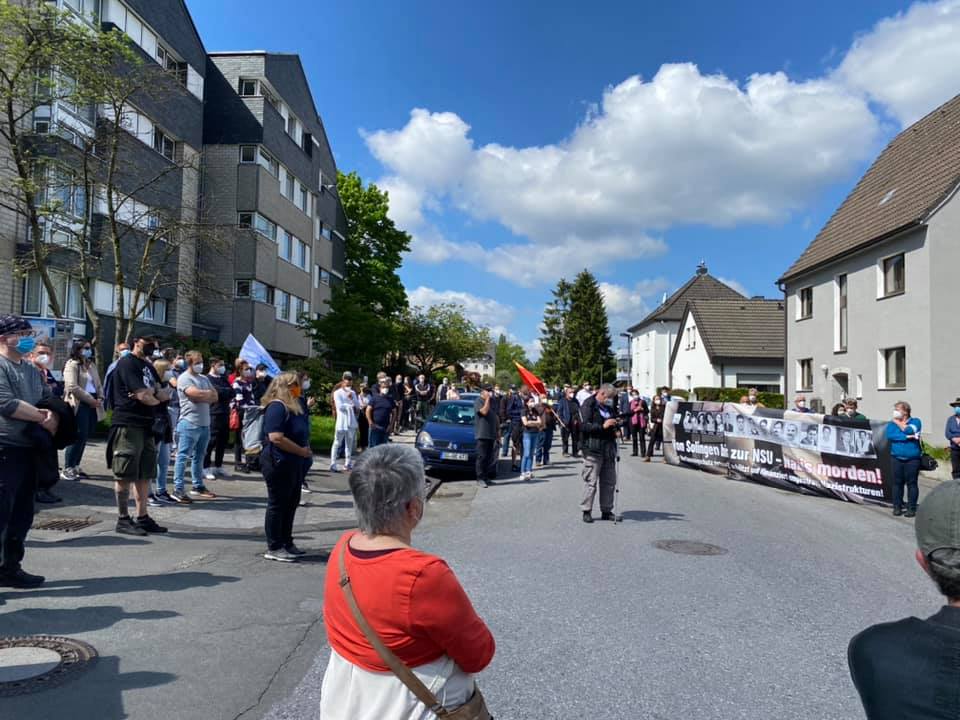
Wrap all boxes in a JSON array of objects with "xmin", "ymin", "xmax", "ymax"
[
  {"xmin": 368, "ymin": 393, "xmax": 395, "ymax": 429},
  {"xmin": 110, "ymin": 354, "xmax": 160, "ymax": 428},
  {"xmin": 848, "ymin": 605, "xmax": 960, "ymax": 719},
  {"xmin": 474, "ymin": 395, "xmax": 499, "ymax": 440}
]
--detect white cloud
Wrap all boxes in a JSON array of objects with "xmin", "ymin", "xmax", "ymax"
[
  {"xmin": 406, "ymin": 286, "xmax": 515, "ymax": 339},
  {"xmin": 717, "ymin": 276, "xmax": 751, "ymax": 298},
  {"xmin": 835, "ymin": 0, "xmax": 960, "ymax": 126},
  {"xmin": 599, "ymin": 278, "xmax": 674, "ymax": 335}
]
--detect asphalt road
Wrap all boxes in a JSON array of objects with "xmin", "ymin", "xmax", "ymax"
[{"xmin": 266, "ymin": 449, "xmax": 941, "ymax": 720}]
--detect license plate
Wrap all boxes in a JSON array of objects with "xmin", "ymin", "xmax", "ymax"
[{"xmin": 440, "ymin": 451, "xmax": 469, "ymax": 461}]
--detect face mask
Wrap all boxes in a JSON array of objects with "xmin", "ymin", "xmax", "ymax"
[
  {"xmin": 176, "ymin": 360, "xmax": 186, "ymax": 369},
  {"xmin": 603, "ymin": 398, "xmax": 614, "ymax": 408},
  {"xmin": 192, "ymin": 363, "xmax": 204, "ymax": 374},
  {"xmin": 654, "ymin": 399, "xmax": 661, "ymax": 405},
  {"xmin": 152, "ymin": 350, "xmax": 163, "ymax": 359},
  {"xmin": 846, "ymin": 409, "xmax": 855, "ymax": 417},
  {"xmin": 631, "ymin": 394, "xmax": 639, "ymax": 401},
  {"xmin": 15, "ymin": 336, "xmax": 36, "ymax": 354},
  {"xmin": 954, "ymin": 407, "xmax": 960, "ymax": 416},
  {"xmin": 256, "ymin": 371, "xmax": 266, "ymax": 379},
  {"xmin": 749, "ymin": 396, "xmax": 757, "ymax": 404},
  {"xmin": 81, "ymin": 348, "xmax": 92, "ymax": 359},
  {"xmin": 796, "ymin": 400, "xmax": 805, "ymax": 408},
  {"xmin": 301, "ymin": 380, "xmax": 311, "ymax": 391},
  {"xmin": 120, "ymin": 349, "xmax": 131, "ymax": 358},
  {"xmin": 381, "ymin": 387, "xmax": 390, "ymax": 395},
  {"xmin": 243, "ymin": 369, "xmax": 254, "ymax": 378},
  {"xmin": 216, "ymin": 366, "xmax": 226, "ymax": 375},
  {"xmin": 163, "ymin": 370, "xmax": 174, "ymax": 381},
  {"xmin": 35, "ymin": 353, "xmax": 50, "ymax": 366},
  {"xmin": 291, "ymin": 385, "xmax": 302, "ymax": 399},
  {"xmin": 892, "ymin": 410, "xmax": 903, "ymax": 420}
]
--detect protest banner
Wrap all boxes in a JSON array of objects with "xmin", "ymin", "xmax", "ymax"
[{"xmin": 663, "ymin": 401, "xmax": 894, "ymax": 504}]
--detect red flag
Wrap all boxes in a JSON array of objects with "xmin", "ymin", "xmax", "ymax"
[{"xmin": 514, "ymin": 361, "xmax": 547, "ymax": 397}]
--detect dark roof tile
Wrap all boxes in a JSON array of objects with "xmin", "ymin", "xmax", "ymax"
[
  {"xmin": 684, "ymin": 299, "xmax": 785, "ymax": 361},
  {"xmin": 627, "ymin": 269, "xmax": 746, "ymax": 332}
]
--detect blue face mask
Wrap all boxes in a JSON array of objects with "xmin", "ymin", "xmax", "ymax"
[
  {"xmin": 120, "ymin": 349, "xmax": 131, "ymax": 358},
  {"xmin": 15, "ymin": 336, "xmax": 36, "ymax": 355},
  {"xmin": 81, "ymin": 348, "xmax": 92, "ymax": 359},
  {"xmin": 954, "ymin": 407, "xmax": 960, "ymax": 416}
]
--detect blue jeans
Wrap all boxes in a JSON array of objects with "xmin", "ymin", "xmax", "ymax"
[
  {"xmin": 892, "ymin": 456, "xmax": 920, "ymax": 511},
  {"xmin": 64, "ymin": 403, "xmax": 96, "ymax": 469},
  {"xmin": 156, "ymin": 441, "xmax": 171, "ymax": 493},
  {"xmin": 522, "ymin": 432, "xmax": 538, "ymax": 474},
  {"xmin": 174, "ymin": 420, "xmax": 210, "ymax": 492},
  {"xmin": 501, "ymin": 423, "xmax": 512, "ymax": 457},
  {"xmin": 536, "ymin": 429, "xmax": 554, "ymax": 465},
  {"xmin": 369, "ymin": 428, "xmax": 388, "ymax": 448}
]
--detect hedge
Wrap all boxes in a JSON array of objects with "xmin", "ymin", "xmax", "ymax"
[{"xmin": 692, "ymin": 387, "xmax": 785, "ymax": 409}]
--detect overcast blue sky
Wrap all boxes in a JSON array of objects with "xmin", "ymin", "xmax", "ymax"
[{"xmin": 189, "ymin": 0, "xmax": 960, "ymax": 357}]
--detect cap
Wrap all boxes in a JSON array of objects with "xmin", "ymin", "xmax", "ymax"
[
  {"xmin": 916, "ymin": 480, "xmax": 960, "ymax": 555},
  {"xmin": 0, "ymin": 315, "xmax": 32, "ymax": 336},
  {"xmin": 342, "ymin": 371, "xmax": 353, "ymax": 380}
]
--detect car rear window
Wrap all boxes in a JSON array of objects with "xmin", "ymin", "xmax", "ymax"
[{"xmin": 431, "ymin": 402, "xmax": 476, "ymax": 425}]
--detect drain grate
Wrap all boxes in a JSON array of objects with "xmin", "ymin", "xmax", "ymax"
[
  {"xmin": 31, "ymin": 517, "xmax": 100, "ymax": 532},
  {"xmin": 653, "ymin": 539, "xmax": 728, "ymax": 556},
  {"xmin": 0, "ymin": 636, "xmax": 97, "ymax": 697}
]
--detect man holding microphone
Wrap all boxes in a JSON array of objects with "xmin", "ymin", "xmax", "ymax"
[{"xmin": 579, "ymin": 383, "xmax": 620, "ymax": 523}]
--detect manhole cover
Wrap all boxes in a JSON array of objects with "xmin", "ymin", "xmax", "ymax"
[
  {"xmin": 653, "ymin": 540, "xmax": 728, "ymax": 556},
  {"xmin": 0, "ymin": 636, "xmax": 97, "ymax": 696},
  {"xmin": 31, "ymin": 517, "xmax": 100, "ymax": 532}
]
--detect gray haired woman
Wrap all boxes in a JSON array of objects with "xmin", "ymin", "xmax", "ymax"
[{"xmin": 321, "ymin": 444, "xmax": 495, "ymax": 719}]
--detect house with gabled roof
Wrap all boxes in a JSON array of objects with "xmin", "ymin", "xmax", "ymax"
[
  {"xmin": 625, "ymin": 262, "xmax": 746, "ymax": 396},
  {"xmin": 778, "ymin": 93, "xmax": 960, "ymax": 431},
  {"xmin": 670, "ymin": 299, "xmax": 785, "ymax": 395}
]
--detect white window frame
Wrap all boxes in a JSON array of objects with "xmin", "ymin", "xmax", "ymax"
[
  {"xmin": 877, "ymin": 252, "xmax": 905, "ymax": 299},
  {"xmin": 257, "ymin": 148, "xmax": 279, "ymax": 178},
  {"xmin": 879, "ymin": 346, "xmax": 906, "ymax": 390},
  {"xmin": 834, "ymin": 274, "xmax": 848, "ymax": 353},
  {"xmin": 239, "ymin": 145, "xmax": 257, "ymax": 163},
  {"xmin": 796, "ymin": 286, "xmax": 813, "ymax": 320},
  {"xmin": 238, "ymin": 78, "xmax": 258, "ymax": 97},
  {"xmin": 23, "ymin": 271, "xmax": 85, "ymax": 320},
  {"xmin": 797, "ymin": 358, "xmax": 813, "ymax": 392},
  {"xmin": 253, "ymin": 214, "xmax": 277, "ymax": 242}
]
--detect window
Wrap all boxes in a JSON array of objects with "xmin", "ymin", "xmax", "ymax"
[
  {"xmin": 298, "ymin": 240, "xmax": 310, "ymax": 270},
  {"xmin": 235, "ymin": 280, "xmax": 251, "ymax": 298},
  {"xmin": 275, "ymin": 291, "xmax": 290, "ymax": 322},
  {"xmin": 836, "ymin": 274, "xmax": 847, "ymax": 352},
  {"xmin": 320, "ymin": 224, "xmax": 332, "ymax": 241},
  {"xmin": 298, "ymin": 185, "xmax": 308, "ymax": 213},
  {"xmin": 238, "ymin": 213, "xmax": 253, "ymax": 228},
  {"xmin": 141, "ymin": 297, "xmax": 167, "ymax": 324},
  {"xmin": 686, "ymin": 326, "xmax": 696, "ymax": 350},
  {"xmin": 238, "ymin": 78, "xmax": 258, "ymax": 97},
  {"xmin": 257, "ymin": 148, "xmax": 279, "ymax": 178},
  {"xmin": 286, "ymin": 114, "xmax": 298, "ymax": 139},
  {"xmin": 856, "ymin": 374, "xmax": 863, "ymax": 399},
  {"xmin": 33, "ymin": 118, "xmax": 50, "ymax": 134},
  {"xmin": 283, "ymin": 170, "xmax": 295, "ymax": 200},
  {"xmin": 153, "ymin": 127, "xmax": 175, "ymax": 160},
  {"xmin": 254, "ymin": 214, "xmax": 277, "ymax": 242},
  {"xmin": 797, "ymin": 287, "xmax": 813, "ymax": 319},
  {"xmin": 22, "ymin": 271, "xmax": 84, "ymax": 320},
  {"xmin": 320, "ymin": 268, "xmax": 331, "ymax": 285},
  {"xmin": 882, "ymin": 347, "xmax": 906, "ymax": 389},
  {"xmin": 280, "ymin": 230, "xmax": 293, "ymax": 261},
  {"xmin": 882, "ymin": 254, "xmax": 905, "ymax": 297},
  {"xmin": 239, "ymin": 145, "xmax": 256, "ymax": 163},
  {"xmin": 798, "ymin": 358, "xmax": 813, "ymax": 391}
]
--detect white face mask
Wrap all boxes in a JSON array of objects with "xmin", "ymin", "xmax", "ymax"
[
  {"xmin": 301, "ymin": 380, "xmax": 311, "ymax": 391},
  {"xmin": 216, "ymin": 366, "xmax": 226, "ymax": 376},
  {"xmin": 192, "ymin": 363, "xmax": 204, "ymax": 374},
  {"xmin": 35, "ymin": 354, "xmax": 50, "ymax": 366},
  {"xmin": 796, "ymin": 400, "xmax": 805, "ymax": 408},
  {"xmin": 381, "ymin": 387, "xmax": 390, "ymax": 395},
  {"xmin": 892, "ymin": 410, "xmax": 903, "ymax": 420}
]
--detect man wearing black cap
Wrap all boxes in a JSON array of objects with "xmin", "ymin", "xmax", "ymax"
[
  {"xmin": 945, "ymin": 398, "xmax": 960, "ymax": 480},
  {"xmin": 474, "ymin": 384, "xmax": 499, "ymax": 487},
  {"xmin": 848, "ymin": 480, "xmax": 960, "ymax": 718},
  {"xmin": 0, "ymin": 315, "xmax": 57, "ymax": 588}
]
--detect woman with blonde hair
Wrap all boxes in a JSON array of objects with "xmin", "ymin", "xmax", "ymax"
[{"xmin": 260, "ymin": 372, "xmax": 313, "ymax": 562}]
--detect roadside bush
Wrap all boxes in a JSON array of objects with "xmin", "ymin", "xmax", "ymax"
[
  {"xmin": 692, "ymin": 387, "xmax": 785, "ymax": 408},
  {"xmin": 668, "ymin": 389, "xmax": 690, "ymax": 400}
]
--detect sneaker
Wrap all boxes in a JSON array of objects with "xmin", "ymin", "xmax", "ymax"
[
  {"xmin": 169, "ymin": 490, "xmax": 193, "ymax": 504},
  {"xmin": 329, "ymin": 464, "xmax": 340, "ymax": 473},
  {"xmin": 60, "ymin": 467, "xmax": 78, "ymax": 481},
  {"xmin": 582, "ymin": 511, "xmax": 594, "ymax": 524},
  {"xmin": 190, "ymin": 486, "xmax": 217, "ymax": 499},
  {"xmin": 116, "ymin": 516, "xmax": 148, "ymax": 536},
  {"xmin": 203, "ymin": 468, "xmax": 216, "ymax": 481},
  {"xmin": 0, "ymin": 568, "xmax": 45, "ymax": 588},
  {"xmin": 893, "ymin": 508, "xmax": 903, "ymax": 517},
  {"xmin": 301, "ymin": 481, "xmax": 312, "ymax": 494},
  {"xmin": 905, "ymin": 509, "xmax": 917, "ymax": 518},
  {"xmin": 155, "ymin": 490, "xmax": 177, "ymax": 505},
  {"xmin": 134, "ymin": 515, "xmax": 168, "ymax": 534},
  {"xmin": 285, "ymin": 543, "xmax": 307, "ymax": 556},
  {"xmin": 148, "ymin": 493, "xmax": 163, "ymax": 508},
  {"xmin": 264, "ymin": 548, "xmax": 298, "ymax": 563}
]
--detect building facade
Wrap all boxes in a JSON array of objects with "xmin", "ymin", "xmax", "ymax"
[
  {"xmin": 200, "ymin": 52, "xmax": 346, "ymax": 359},
  {"xmin": 625, "ymin": 263, "xmax": 746, "ymax": 397},
  {"xmin": 0, "ymin": 1, "xmax": 346, "ymax": 362},
  {"xmin": 779, "ymin": 94, "xmax": 960, "ymax": 435},
  {"xmin": 669, "ymin": 299, "xmax": 785, "ymax": 396}
]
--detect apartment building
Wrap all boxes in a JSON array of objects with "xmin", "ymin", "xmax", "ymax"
[
  {"xmin": 1, "ymin": 0, "xmax": 207, "ymax": 355},
  {"xmin": 200, "ymin": 51, "xmax": 346, "ymax": 359},
  {"xmin": 779, "ymin": 93, "xmax": 960, "ymax": 433},
  {"xmin": 0, "ymin": 1, "xmax": 346, "ymax": 361}
]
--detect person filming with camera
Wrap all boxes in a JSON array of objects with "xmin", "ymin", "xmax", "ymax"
[{"xmin": 579, "ymin": 383, "xmax": 620, "ymax": 524}]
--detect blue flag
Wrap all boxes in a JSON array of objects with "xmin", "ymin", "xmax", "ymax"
[{"xmin": 239, "ymin": 334, "xmax": 281, "ymax": 377}]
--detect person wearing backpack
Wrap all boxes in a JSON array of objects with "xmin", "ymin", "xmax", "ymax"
[{"xmin": 260, "ymin": 372, "xmax": 313, "ymax": 563}]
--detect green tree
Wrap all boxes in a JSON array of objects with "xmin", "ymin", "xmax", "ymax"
[
  {"xmin": 302, "ymin": 171, "xmax": 410, "ymax": 374},
  {"xmin": 537, "ymin": 271, "xmax": 614, "ymax": 386},
  {"xmin": 396, "ymin": 303, "xmax": 491, "ymax": 376},
  {"xmin": 494, "ymin": 333, "xmax": 530, "ymax": 386}
]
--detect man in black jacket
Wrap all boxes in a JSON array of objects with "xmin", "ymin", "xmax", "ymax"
[{"xmin": 579, "ymin": 383, "xmax": 620, "ymax": 523}]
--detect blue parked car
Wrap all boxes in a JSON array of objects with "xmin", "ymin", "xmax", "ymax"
[{"xmin": 417, "ymin": 400, "xmax": 480, "ymax": 475}]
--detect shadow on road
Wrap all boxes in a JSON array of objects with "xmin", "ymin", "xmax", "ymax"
[
  {"xmin": 27, "ymin": 534, "xmax": 150, "ymax": 548},
  {"xmin": 618, "ymin": 510, "xmax": 686, "ymax": 522},
  {"xmin": 0, "ymin": 606, "xmax": 179, "ymax": 636},
  {"xmin": 7, "ymin": 571, "xmax": 241, "ymax": 600}
]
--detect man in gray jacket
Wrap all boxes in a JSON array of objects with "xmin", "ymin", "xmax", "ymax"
[{"xmin": 0, "ymin": 316, "xmax": 57, "ymax": 589}]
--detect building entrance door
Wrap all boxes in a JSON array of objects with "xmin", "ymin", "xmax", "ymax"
[{"xmin": 831, "ymin": 371, "xmax": 850, "ymax": 408}]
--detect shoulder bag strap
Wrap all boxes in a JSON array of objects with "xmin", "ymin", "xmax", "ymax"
[{"xmin": 337, "ymin": 542, "xmax": 449, "ymax": 717}]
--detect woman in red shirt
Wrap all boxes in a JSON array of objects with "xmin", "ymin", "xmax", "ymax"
[{"xmin": 321, "ymin": 444, "xmax": 495, "ymax": 719}]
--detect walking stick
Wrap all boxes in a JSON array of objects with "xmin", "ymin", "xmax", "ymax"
[{"xmin": 613, "ymin": 448, "xmax": 622, "ymax": 524}]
